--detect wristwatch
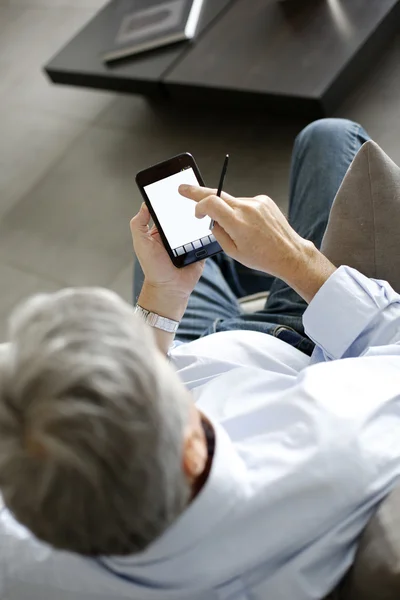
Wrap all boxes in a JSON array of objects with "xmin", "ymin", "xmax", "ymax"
[{"xmin": 134, "ymin": 305, "xmax": 180, "ymax": 334}]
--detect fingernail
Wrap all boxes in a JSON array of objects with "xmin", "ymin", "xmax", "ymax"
[{"xmin": 179, "ymin": 184, "xmax": 190, "ymax": 192}]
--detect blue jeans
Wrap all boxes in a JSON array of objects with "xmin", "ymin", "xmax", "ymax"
[{"xmin": 134, "ymin": 119, "xmax": 370, "ymax": 356}]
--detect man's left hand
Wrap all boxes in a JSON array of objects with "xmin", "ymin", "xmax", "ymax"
[{"xmin": 130, "ymin": 203, "xmax": 204, "ymax": 300}]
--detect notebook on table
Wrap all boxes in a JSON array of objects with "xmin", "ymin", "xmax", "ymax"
[{"xmin": 102, "ymin": 0, "xmax": 205, "ymax": 63}]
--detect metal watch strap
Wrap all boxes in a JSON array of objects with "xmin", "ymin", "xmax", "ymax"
[{"xmin": 134, "ymin": 305, "xmax": 180, "ymax": 334}]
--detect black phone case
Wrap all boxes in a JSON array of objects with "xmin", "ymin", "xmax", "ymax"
[{"xmin": 136, "ymin": 152, "xmax": 222, "ymax": 268}]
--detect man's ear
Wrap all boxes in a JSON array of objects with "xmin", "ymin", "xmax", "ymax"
[
  {"xmin": 183, "ymin": 433, "xmax": 206, "ymax": 481},
  {"xmin": 182, "ymin": 406, "xmax": 208, "ymax": 483}
]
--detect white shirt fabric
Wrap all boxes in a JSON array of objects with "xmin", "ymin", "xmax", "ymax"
[{"xmin": 1, "ymin": 266, "xmax": 400, "ymax": 600}]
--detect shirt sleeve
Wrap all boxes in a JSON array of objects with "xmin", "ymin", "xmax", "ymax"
[
  {"xmin": 303, "ymin": 266, "xmax": 400, "ymax": 360},
  {"xmin": 167, "ymin": 340, "xmax": 186, "ymax": 360}
]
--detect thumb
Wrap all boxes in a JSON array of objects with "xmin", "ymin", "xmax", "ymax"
[{"xmin": 130, "ymin": 203, "xmax": 150, "ymax": 233}]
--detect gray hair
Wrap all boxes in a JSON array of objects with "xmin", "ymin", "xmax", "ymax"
[{"xmin": 0, "ymin": 288, "xmax": 191, "ymax": 556}]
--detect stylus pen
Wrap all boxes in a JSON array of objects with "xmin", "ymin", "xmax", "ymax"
[{"xmin": 210, "ymin": 154, "xmax": 230, "ymax": 230}]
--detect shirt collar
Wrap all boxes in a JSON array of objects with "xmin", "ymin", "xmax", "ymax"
[
  {"xmin": 106, "ymin": 415, "xmax": 245, "ymax": 568},
  {"xmin": 202, "ymin": 418, "xmax": 216, "ymax": 459}
]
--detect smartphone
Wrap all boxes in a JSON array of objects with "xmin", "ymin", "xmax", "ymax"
[{"xmin": 136, "ymin": 153, "xmax": 222, "ymax": 268}]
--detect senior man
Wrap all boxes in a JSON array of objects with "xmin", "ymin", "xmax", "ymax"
[{"xmin": 0, "ymin": 119, "xmax": 400, "ymax": 600}]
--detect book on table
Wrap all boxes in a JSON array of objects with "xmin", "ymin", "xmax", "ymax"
[{"xmin": 102, "ymin": 0, "xmax": 205, "ymax": 63}]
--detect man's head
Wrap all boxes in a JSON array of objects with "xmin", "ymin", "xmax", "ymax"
[{"xmin": 0, "ymin": 288, "xmax": 208, "ymax": 556}]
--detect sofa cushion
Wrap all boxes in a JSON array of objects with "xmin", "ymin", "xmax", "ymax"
[
  {"xmin": 321, "ymin": 139, "xmax": 400, "ymax": 292},
  {"xmin": 341, "ymin": 489, "xmax": 400, "ymax": 600}
]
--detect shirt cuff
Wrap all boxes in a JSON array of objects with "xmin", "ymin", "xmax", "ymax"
[{"xmin": 303, "ymin": 266, "xmax": 391, "ymax": 359}]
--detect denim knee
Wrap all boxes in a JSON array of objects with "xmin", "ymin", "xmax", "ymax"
[{"xmin": 295, "ymin": 118, "xmax": 362, "ymax": 152}]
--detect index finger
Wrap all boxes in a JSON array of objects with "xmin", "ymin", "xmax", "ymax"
[
  {"xmin": 179, "ymin": 184, "xmax": 235, "ymax": 205},
  {"xmin": 195, "ymin": 195, "xmax": 236, "ymax": 236}
]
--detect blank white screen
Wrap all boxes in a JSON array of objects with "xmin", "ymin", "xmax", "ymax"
[{"xmin": 144, "ymin": 168, "xmax": 212, "ymax": 250}]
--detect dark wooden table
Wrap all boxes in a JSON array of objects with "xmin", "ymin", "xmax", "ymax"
[{"xmin": 45, "ymin": 0, "xmax": 400, "ymax": 118}]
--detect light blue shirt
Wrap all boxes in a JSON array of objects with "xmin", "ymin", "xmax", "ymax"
[{"xmin": 2, "ymin": 266, "xmax": 400, "ymax": 600}]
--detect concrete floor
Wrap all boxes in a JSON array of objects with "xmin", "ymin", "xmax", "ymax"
[{"xmin": 1, "ymin": 0, "xmax": 400, "ymax": 339}]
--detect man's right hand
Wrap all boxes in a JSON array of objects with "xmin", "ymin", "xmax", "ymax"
[
  {"xmin": 178, "ymin": 185, "xmax": 337, "ymax": 304},
  {"xmin": 179, "ymin": 185, "xmax": 308, "ymax": 279}
]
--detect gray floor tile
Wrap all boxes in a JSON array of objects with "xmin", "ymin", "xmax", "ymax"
[
  {"xmin": 3, "ymin": 0, "xmax": 107, "ymax": 8},
  {"xmin": 108, "ymin": 263, "xmax": 134, "ymax": 304},
  {"xmin": 12, "ymin": 70, "xmax": 114, "ymax": 123},
  {"xmin": 0, "ymin": 8, "xmax": 27, "ymax": 100},
  {"xmin": 337, "ymin": 33, "xmax": 400, "ymax": 165},
  {"xmin": 0, "ymin": 6, "xmax": 97, "ymax": 69},
  {"xmin": 0, "ymin": 57, "xmax": 26, "ymax": 102},
  {"xmin": 0, "ymin": 263, "xmax": 61, "ymax": 341},
  {"xmin": 0, "ymin": 4, "xmax": 22, "ymax": 25},
  {"xmin": 0, "ymin": 3, "xmax": 114, "ymax": 123},
  {"xmin": 0, "ymin": 4, "xmax": 102, "ymax": 108},
  {"xmin": 0, "ymin": 126, "xmax": 155, "ymax": 287},
  {"xmin": 0, "ymin": 104, "xmax": 85, "ymax": 216},
  {"xmin": 95, "ymin": 95, "xmax": 169, "ymax": 134}
]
